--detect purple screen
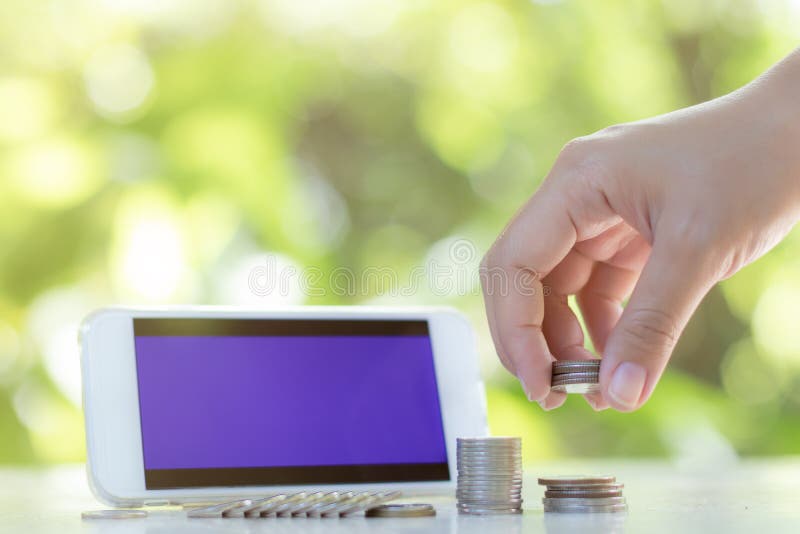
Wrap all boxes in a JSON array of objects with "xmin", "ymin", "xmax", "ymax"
[{"xmin": 134, "ymin": 323, "xmax": 448, "ymax": 475}]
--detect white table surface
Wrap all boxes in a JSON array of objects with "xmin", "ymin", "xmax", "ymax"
[{"xmin": 3, "ymin": 459, "xmax": 800, "ymax": 533}]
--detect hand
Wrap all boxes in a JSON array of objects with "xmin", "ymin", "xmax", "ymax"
[{"xmin": 481, "ymin": 48, "xmax": 800, "ymax": 412}]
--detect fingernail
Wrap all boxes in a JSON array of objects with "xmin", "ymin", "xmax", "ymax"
[{"xmin": 608, "ymin": 362, "xmax": 647, "ymax": 410}]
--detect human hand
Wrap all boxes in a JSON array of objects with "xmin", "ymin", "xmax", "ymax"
[{"xmin": 481, "ymin": 48, "xmax": 800, "ymax": 412}]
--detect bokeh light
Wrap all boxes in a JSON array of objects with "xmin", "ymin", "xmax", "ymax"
[{"xmin": 2, "ymin": 0, "xmax": 800, "ymax": 464}]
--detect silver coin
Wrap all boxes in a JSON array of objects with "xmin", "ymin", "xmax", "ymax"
[
  {"xmin": 456, "ymin": 460, "xmax": 522, "ymax": 470},
  {"xmin": 456, "ymin": 488, "xmax": 522, "ymax": 499},
  {"xmin": 551, "ymin": 376, "xmax": 599, "ymax": 385},
  {"xmin": 545, "ymin": 490, "xmax": 623, "ymax": 498},
  {"xmin": 457, "ymin": 462, "xmax": 522, "ymax": 474},
  {"xmin": 456, "ymin": 478, "xmax": 522, "ymax": 484},
  {"xmin": 457, "ymin": 502, "xmax": 522, "ymax": 509},
  {"xmin": 458, "ymin": 480, "xmax": 523, "ymax": 486},
  {"xmin": 543, "ymin": 497, "xmax": 625, "ymax": 506},
  {"xmin": 551, "ymin": 383, "xmax": 601, "ymax": 394},
  {"xmin": 458, "ymin": 496, "xmax": 522, "ymax": 503},
  {"xmin": 458, "ymin": 439, "xmax": 521, "ymax": 444},
  {"xmin": 459, "ymin": 509, "xmax": 522, "ymax": 515},
  {"xmin": 458, "ymin": 481, "xmax": 522, "ymax": 486},
  {"xmin": 458, "ymin": 495, "xmax": 523, "ymax": 502},
  {"xmin": 459, "ymin": 469, "xmax": 522, "ymax": 474},
  {"xmin": 458, "ymin": 473, "xmax": 523, "ymax": 478},
  {"xmin": 459, "ymin": 502, "xmax": 523, "ymax": 509},
  {"xmin": 82, "ymin": 510, "xmax": 148, "ymax": 520},
  {"xmin": 229, "ymin": 494, "xmax": 288, "ymax": 517},
  {"xmin": 544, "ymin": 482, "xmax": 624, "ymax": 491},
  {"xmin": 458, "ymin": 481, "xmax": 523, "ymax": 486},
  {"xmin": 538, "ymin": 475, "xmax": 615, "ymax": 486},
  {"xmin": 459, "ymin": 457, "xmax": 519, "ymax": 462},
  {"xmin": 365, "ymin": 503, "xmax": 436, "ymax": 518},
  {"xmin": 316, "ymin": 492, "xmax": 380, "ymax": 517},
  {"xmin": 550, "ymin": 373, "xmax": 600, "ymax": 383},
  {"xmin": 458, "ymin": 494, "xmax": 523, "ymax": 500},
  {"xmin": 551, "ymin": 372, "xmax": 599, "ymax": 383},
  {"xmin": 458, "ymin": 460, "xmax": 521, "ymax": 466},
  {"xmin": 188, "ymin": 499, "xmax": 253, "ymax": 518},
  {"xmin": 552, "ymin": 360, "xmax": 600, "ymax": 373},
  {"xmin": 551, "ymin": 380, "xmax": 599, "ymax": 389},
  {"xmin": 456, "ymin": 451, "xmax": 522, "ymax": 459},
  {"xmin": 456, "ymin": 447, "xmax": 522, "ymax": 455},
  {"xmin": 456, "ymin": 438, "xmax": 522, "ymax": 449},
  {"xmin": 543, "ymin": 502, "xmax": 627, "ymax": 514},
  {"xmin": 457, "ymin": 445, "xmax": 521, "ymax": 451},
  {"xmin": 458, "ymin": 505, "xmax": 522, "ymax": 514}
]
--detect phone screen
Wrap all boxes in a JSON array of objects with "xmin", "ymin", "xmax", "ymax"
[{"xmin": 132, "ymin": 318, "xmax": 450, "ymax": 489}]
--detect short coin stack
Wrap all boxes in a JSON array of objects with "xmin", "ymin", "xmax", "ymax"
[
  {"xmin": 456, "ymin": 437, "xmax": 522, "ymax": 515},
  {"xmin": 538, "ymin": 475, "xmax": 626, "ymax": 513},
  {"xmin": 551, "ymin": 360, "xmax": 601, "ymax": 394}
]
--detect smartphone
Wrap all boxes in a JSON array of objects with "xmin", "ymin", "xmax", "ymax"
[{"xmin": 79, "ymin": 306, "xmax": 488, "ymax": 506}]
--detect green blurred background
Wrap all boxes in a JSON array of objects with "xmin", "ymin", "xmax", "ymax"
[{"xmin": 1, "ymin": 0, "xmax": 800, "ymax": 466}]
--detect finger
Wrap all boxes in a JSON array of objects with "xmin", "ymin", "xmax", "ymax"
[
  {"xmin": 599, "ymin": 239, "xmax": 716, "ymax": 411},
  {"xmin": 540, "ymin": 249, "xmax": 594, "ymax": 360},
  {"xmin": 487, "ymin": 173, "xmax": 616, "ymax": 402},
  {"xmin": 536, "ymin": 250, "xmax": 594, "ymax": 409},
  {"xmin": 480, "ymin": 264, "xmax": 516, "ymax": 375},
  {"xmin": 578, "ymin": 236, "xmax": 650, "ymax": 411},
  {"xmin": 541, "ymin": 295, "xmax": 595, "ymax": 410},
  {"xmin": 574, "ymin": 222, "xmax": 636, "ymax": 262},
  {"xmin": 577, "ymin": 264, "xmax": 637, "ymax": 411},
  {"xmin": 577, "ymin": 236, "xmax": 650, "ymax": 353}
]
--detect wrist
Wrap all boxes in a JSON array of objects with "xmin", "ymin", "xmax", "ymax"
[{"xmin": 746, "ymin": 48, "xmax": 800, "ymax": 205}]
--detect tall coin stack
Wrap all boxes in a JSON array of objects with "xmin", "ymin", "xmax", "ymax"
[
  {"xmin": 456, "ymin": 437, "xmax": 523, "ymax": 515},
  {"xmin": 538, "ymin": 475, "xmax": 627, "ymax": 513},
  {"xmin": 551, "ymin": 360, "xmax": 601, "ymax": 394}
]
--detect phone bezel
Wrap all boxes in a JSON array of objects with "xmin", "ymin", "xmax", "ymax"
[{"xmin": 80, "ymin": 306, "xmax": 488, "ymax": 506}]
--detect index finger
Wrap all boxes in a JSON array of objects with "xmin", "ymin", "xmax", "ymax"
[
  {"xmin": 484, "ymin": 189, "xmax": 576, "ymax": 402},
  {"xmin": 483, "ymin": 179, "xmax": 616, "ymax": 402}
]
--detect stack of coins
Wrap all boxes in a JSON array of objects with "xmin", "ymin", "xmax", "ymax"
[
  {"xmin": 551, "ymin": 360, "xmax": 600, "ymax": 394},
  {"xmin": 538, "ymin": 475, "xmax": 627, "ymax": 513},
  {"xmin": 456, "ymin": 437, "xmax": 523, "ymax": 515}
]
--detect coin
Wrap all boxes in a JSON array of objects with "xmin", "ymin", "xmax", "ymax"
[
  {"xmin": 545, "ymin": 489, "xmax": 622, "ymax": 498},
  {"xmin": 552, "ymin": 360, "xmax": 600, "ymax": 373},
  {"xmin": 543, "ymin": 496, "xmax": 625, "ymax": 506},
  {"xmin": 551, "ymin": 372, "xmax": 599, "ymax": 383},
  {"xmin": 538, "ymin": 475, "xmax": 615, "ymax": 486},
  {"xmin": 554, "ymin": 383, "xmax": 601, "ymax": 394},
  {"xmin": 458, "ymin": 505, "xmax": 523, "ymax": 515},
  {"xmin": 459, "ymin": 501, "xmax": 524, "ymax": 509},
  {"xmin": 458, "ymin": 437, "xmax": 520, "ymax": 443},
  {"xmin": 365, "ymin": 504, "xmax": 436, "ymax": 518},
  {"xmin": 82, "ymin": 510, "xmax": 148, "ymax": 520},
  {"xmin": 543, "ymin": 502, "xmax": 627, "ymax": 513}
]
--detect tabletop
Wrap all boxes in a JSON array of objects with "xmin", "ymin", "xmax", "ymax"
[{"xmin": 3, "ymin": 458, "xmax": 800, "ymax": 533}]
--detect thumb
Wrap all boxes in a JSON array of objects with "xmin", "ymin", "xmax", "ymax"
[{"xmin": 599, "ymin": 239, "xmax": 716, "ymax": 411}]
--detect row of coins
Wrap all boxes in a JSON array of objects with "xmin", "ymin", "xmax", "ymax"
[{"xmin": 186, "ymin": 490, "xmax": 401, "ymax": 518}]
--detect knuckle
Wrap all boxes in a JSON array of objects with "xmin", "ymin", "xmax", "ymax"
[
  {"xmin": 553, "ymin": 136, "xmax": 613, "ymax": 190},
  {"xmin": 677, "ymin": 224, "xmax": 718, "ymax": 255},
  {"xmin": 557, "ymin": 137, "xmax": 594, "ymax": 166},
  {"xmin": 618, "ymin": 307, "xmax": 679, "ymax": 360}
]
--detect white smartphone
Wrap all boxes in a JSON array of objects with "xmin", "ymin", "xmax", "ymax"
[{"xmin": 79, "ymin": 306, "xmax": 488, "ymax": 506}]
